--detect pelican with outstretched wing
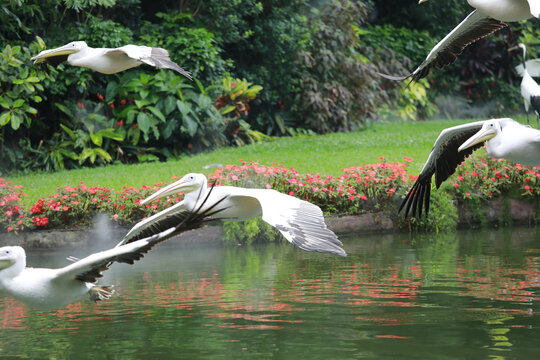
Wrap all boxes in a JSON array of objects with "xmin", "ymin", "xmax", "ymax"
[
  {"xmin": 379, "ymin": 0, "xmax": 538, "ymax": 83},
  {"xmin": 31, "ymin": 41, "xmax": 192, "ymax": 79},
  {"xmin": 400, "ymin": 118, "xmax": 540, "ymax": 217},
  {"xmin": 0, "ymin": 188, "xmax": 226, "ymax": 310},
  {"xmin": 123, "ymin": 173, "xmax": 347, "ymax": 257}
]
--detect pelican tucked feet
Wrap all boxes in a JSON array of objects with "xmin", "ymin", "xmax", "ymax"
[
  {"xmin": 400, "ymin": 118, "xmax": 540, "ymax": 218},
  {"xmin": 122, "ymin": 173, "xmax": 347, "ymax": 257},
  {"xmin": 31, "ymin": 41, "xmax": 192, "ymax": 79}
]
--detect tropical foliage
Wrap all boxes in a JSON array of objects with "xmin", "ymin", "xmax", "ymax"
[{"xmin": 0, "ymin": 0, "xmax": 535, "ymax": 175}]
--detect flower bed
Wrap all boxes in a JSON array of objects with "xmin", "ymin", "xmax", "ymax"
[{"xmin": 1, "ymin": 151, "xmax": 540, "ymax": 234}]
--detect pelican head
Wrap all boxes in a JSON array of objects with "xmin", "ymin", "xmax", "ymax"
[
  {"xmin": 458, "ymin": 119, "xmax": 502, "ymax": 152},
  {"xmin": 0, "ymin": 246, "xmax": 26, "ymax": 277},
  {"xmin": 140, "ymin": 173, "xmax": 207, "ymax": 205},
  {"xmin": 31, "ymin": 41, "xmax": 88, "ymax": 63}
]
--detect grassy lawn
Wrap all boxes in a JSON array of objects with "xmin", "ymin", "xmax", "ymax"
[{"xmin": 6, "ymin": 117, "xmax": 524, "ymax": 206}]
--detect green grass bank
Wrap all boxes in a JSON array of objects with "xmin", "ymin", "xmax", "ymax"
[{"xmin": 8, "ymin": 118, "xmax": 485, "ymax": 207}]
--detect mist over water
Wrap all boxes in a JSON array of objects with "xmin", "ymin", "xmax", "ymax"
[{"xmin": 434, "ymin": 95, "xmax": 502, "ymax": 119}]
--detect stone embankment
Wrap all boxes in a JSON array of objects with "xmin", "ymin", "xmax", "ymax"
[{"xmin": 1, "ymin": 198, "xmax": 537, "ymax": 249}]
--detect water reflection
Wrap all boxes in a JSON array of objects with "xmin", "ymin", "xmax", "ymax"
[{"xmin": 1, "ymin": 229, "xmax": 540, "ymax": 359}]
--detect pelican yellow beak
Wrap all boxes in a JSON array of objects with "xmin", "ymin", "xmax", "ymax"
[
  {"xmin": 0, "ymin": 256, "xmax": 14, "ymax": 270},
  {"xmin": 458, "ymin": 127, "xmax": 497, "ymax": 152},
  {"xmin": 30, "ymin": 44, "xmax": 79, "ymax": 63},
  {"xmin": 140, "ymin": 179, "xmax": 189, "ymax": 205}
]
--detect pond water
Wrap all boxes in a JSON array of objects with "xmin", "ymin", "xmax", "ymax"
[{"xmin": 1, "ymin": 228, "xmax": 540, "ymax": 359}]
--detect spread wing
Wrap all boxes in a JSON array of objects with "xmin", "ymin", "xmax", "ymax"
[
  {"xmin": 528, "ymin": 0, "xmax": 540, "ymax": 18},
  {"xmin": 118, "ymin": 184, "xmax": 226, "ymax": 246},
  {"xmin": 53, "ymin": 188, "xmax": 228, "ymax": 283},
  {"xmin": 378, "ymin": 10, "xmax": 506, "ymax": 82},
  {"xmin": 400, "ymin": 121, "xmax": 486, "ymax": 218},
  {"xmin": 231, "ymin": 188, "xmax": 346, "ymax": 257},
  {"xmin": 105, "ymin": 45, "xmax": 192, "ymax": 80}
]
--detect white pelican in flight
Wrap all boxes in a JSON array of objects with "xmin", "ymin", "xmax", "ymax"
[
  {"xmin": 379, "ymin": 0, "xmax": 539, "ymax": 82},
  {"xmin": 510, "ymin": 43, "xmax": 540, "ymax": 127},
  {"xmin": 0, "ymin": 192, "xmax": 226, "ymax": 310},
  {"xmin": 400, "ymin": 118, "xmax": 540, "ymax": 217},
  {"xmin": 31, "ymin": 41, "xmax": 192, "ymax": 79},
  {"xmin": 123, "ymin": 173, "xmax": 347, "ymax": 257}
]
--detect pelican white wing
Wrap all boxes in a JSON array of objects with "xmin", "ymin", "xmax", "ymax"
[
  {"xmin": 400, "ymin": 120, "xmax": 487, "ymax": 217},
  {"xmin": 53, "ymin": 233, "xmax": 174, "ymax": 283},
  {"xmin": 228, "ymin": 188, "xmax": 346, "ymax": 257},
  {"xmin": 528, "ymin": 0, "xmax": 540, "ymax": 18},
  {"xmin": 134, "ymin": 173, "xmax": 347, "ymax": 257},
  {"xmin": 104, "ymin": 45, "xmax": 192, "ymax": 79}
]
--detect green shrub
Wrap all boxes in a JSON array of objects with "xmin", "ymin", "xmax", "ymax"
[
  {"xmin": 222, "ymin": 217, "xmax": 280, "ymax": 246},
  {"xmin": 139, "ymin": 12, "xmax": 231, "ymax": 84}
]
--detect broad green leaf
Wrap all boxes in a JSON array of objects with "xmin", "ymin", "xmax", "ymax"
[
  {"xmin": 137, "ymin": 112, "xmax": 153, "ymax": 135},
  {"xmin": 95, "ymin": 148, "xmax": 113, "ymax": 162},
  {"xmin": 0, "ymin": 111, "xmax": 10, "ymax": 126},
  {"xmin": 10, "ymin": 114, "xmax": 21, "ymax": 130},
  {"xmin": 147, "ymin": 106, "xmax": 166, "ymax": 122},
  {"xmin": 89, "ymin": 132, "xmax": 103, "ymax": 146},
  {"xmin": 220, "ymin": 105, "xmax": 236, "ymax": 115},
  {"xmin": 182, "ymin": 116, "xmax": 198, "ymax": 137},
  {"xmin": 135, "ymin": 99, "xmax": 152, "ymax": 108},
  {"xmin": 0, "ymin": 97, "xmax": 12, "ymax": 108},
  {"xmin": 176, "ymin": 100, "xmax": 192, "ymax": 116},
  {"xmin": 97, "ymin": 128, "xmax": 125, "ymax": 141},
  {"xmin": 13, "ymin": 99, "xmax": 24, "ymax": 108},
  {"xmin": 162, "ymin": 96, "xmax": 177, "ymax": 115},
  {"xmin": 55, "ymin": 103, "xmax": 74, "ymax": 119},
  {"xmin": 105, "ymin": 81, "xmax": 118, "ymax": 102},
  {"xmin": 60, "ymin": 124, "xmax": 76, "ymax": 140},
  {"xmin": 117, "ymin": 105, "xmax": 137, "ymax": 118}
]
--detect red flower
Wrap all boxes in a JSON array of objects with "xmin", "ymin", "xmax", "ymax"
[
  {"xmin": 77, "ymin": 102, "xmax": 85, "ymax": 109},
  {"xmin": 30, "ymin": 200, "xmax": 44, "ymax": 214},
  {"xmin": 97, "ymin": 93, "xmax": 104, "ymax": 101},
  {"xmin": 110, "ymin": 103, "xmax": 115, "ymax": 110},
  {"xmin": 116, "ymin": 120, "xmax": 124, "ymax": 127},
  {"xmin": 120, "ymin": 99, "xmax": 127, "ymax": 105},
  {"xmin": 33, "ymin": 216, "xmax": 49, "ymax": 227}
]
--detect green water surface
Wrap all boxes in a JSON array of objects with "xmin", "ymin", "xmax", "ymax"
[{"xmin": 1, "ymin": 228, "xmax": 539, "ymax": 359}]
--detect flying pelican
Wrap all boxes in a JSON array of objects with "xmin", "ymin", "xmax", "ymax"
[
  {"xmin": 510, "ymin": 43, "xmax": 540, "ymax": 127},
  {"xmin": 123, "ymin": 173, "xmax": 347, "ymax": 257},
  {"xmin": 30, "ymin": 41, "xmax": 192, "ymax": 79},
  {"xmin": 379, "ymin": 0, "xmax": 539, "ymax": 82},
  {"xmin": 0, "ymin": 191, "xmax": 226, "ymax": 310},
  {"xmin": 400, "ymin": 118, "xmax": 540, "ymax": 217}
]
